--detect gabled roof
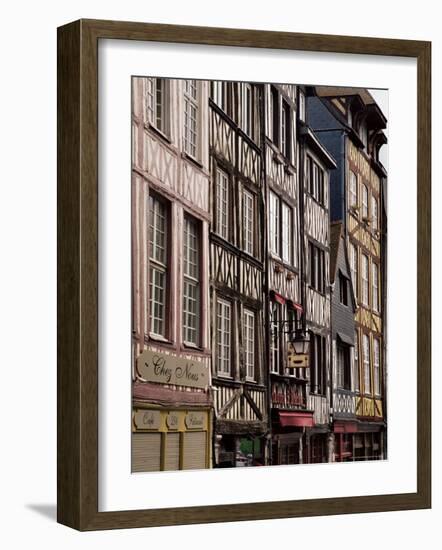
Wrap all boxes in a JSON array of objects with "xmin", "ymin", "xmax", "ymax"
[{"xmin": 329, "ymin": 221, "xmax": 357, "ymax": 312}]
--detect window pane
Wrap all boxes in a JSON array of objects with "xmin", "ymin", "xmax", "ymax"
[
  {"xmin": 362, "ymin": 254, "xmax": 369, "ymax": 306},
  {"xmin": 363, "ymin": 334, "xmax": 371, "ymax": 394},
  {"xmin": 372, "ymin": 263, "xmax": 379, "ymax": 312},
  {"xmin": 349, "ymin": 171, "xmax": 358, "ymax": 207},
  {"xmin": 362, "ymin": 184, "xmax": 369, "ymax": 218},
  {"xmin": 372, "ymin": 196, "xmax": 379, "ymax": 230},
  {"xmin": 281, "ymin": 202, "xmax": 292, "ymax": 263},
  {"xmin": 269, "ymin": 191, "xmax": 279, "ymax": 255},
  {"xmin": 374, "ymin": 338, "xmax": 381, "ymax": 395},
  {"xmin": 243, "ymin": 189, "xmax": 254, "ymax": 254},
  {"xmin": 271, "ymin": 303, "xmax": 280, "ymax": 373},
  {"xmin": 184, "ymin": 80, "xmax": 198, "ymax": 157},
  {"xmin": 183, "ymin": 216, "xmax": 200, "ymax": 345},
  {"xmin": 217, "ymin": 299, "xmax": 231, "ymax": 375},
  {"xmin": 148, "ymin": 195, "xmax": 168, "ymax": 337},
  {"xmin": 243, "ymin": 309, "xmax": 255, "ymax": 380},
  {"xmin": 354, "ymin": 330, "xmax": 360, "ymax": 391},
  {"xmin": 350, "ymin": 243, "xmax": 358, "ymax": 298},
  {"xmin": 216, "ymin": 169, "xmax": 229, "ymax": 240}
]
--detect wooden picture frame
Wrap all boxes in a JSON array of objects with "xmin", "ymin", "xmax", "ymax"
[{"xmin": 57, "ymin": 18, "xmax": 431, "ymax": 531}]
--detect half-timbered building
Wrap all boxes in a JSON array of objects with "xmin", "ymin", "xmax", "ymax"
[
  {"xmin": 298, "ymin": 98, "xmax": 337, "ymax": 463},
  {"xmin": 307, "ymin": 87, "xmax": 387, "ymax": 460},
  {"xmin": 131, "ymin": 77, "xmax": 213, "ymax": 472},
  {"xmin": 209, "ymin": 81, "xmax": 268, "ymax": 467},
  {"xmin": 262, "ymin": 83, "xmax": 310, "ymax": 465},
  {"xmin": 329, "ymin": 221, "xmax": 358, "ymax": 461}
]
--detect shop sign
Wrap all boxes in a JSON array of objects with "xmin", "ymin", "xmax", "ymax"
[
  {"xmin": 133, "ymin": 409, "xmax": 161, "ymax": 430},
  {"xmin": 166, "ymin": 412, "xmax": 180, "ymax": 430},
  {"xmin": 137, "ymin": 349, "xmax": 209, "ymax": 389},
  {"xmin": 185, "ymin": 412, "xmax": 206, "ymax": 430},
  {"xmin": 287, "ymin": 343, "xmax": 309, "ymax": 368}
]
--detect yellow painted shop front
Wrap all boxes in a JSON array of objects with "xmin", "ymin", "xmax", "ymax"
[{"xmin": 132, "ymin": 407, "xmax": 212, "ymax": 472}]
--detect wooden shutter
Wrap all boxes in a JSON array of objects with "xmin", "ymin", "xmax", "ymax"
[
  {"xmin": 164, "ymin": 432, "xmax": 180, "ymax": 471},
  {"xmin": 132, "ymin": 433, "xmax": 161, "ymax": 472},
  {"xmin": 182, "ymin": 431, "xmax": 207, "ymax": 470}
]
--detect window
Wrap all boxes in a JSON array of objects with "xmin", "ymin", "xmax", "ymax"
[
  {"xmin": 281, "ymin": 101, "xmax": 291, "ymax": 159},
  {"xmin": 307, "ymin": 156, "xmax": 325, "ymax": 205},
  {"xmin": 309, "ymin": 242, "xmax": 326, "ymax": 294},
  {"xmin": 298, "ymin": 90, "xmax": 305, "ymax": 122},
  {"xmin": 271, "ymin": 86, "xmax": 279, "ymax": 145},
  {"xmin": 350, "ymin": 243, "xmax": 358, "ymax": 299},
  {"xmin": 216, "ymin": 168, "xmax": 229, "ymax": 240},
  {"xmin": 339, "ymin": 273, "xmax": 349, "ymax": 306},
  {"xmin": 149, "ymin": 194, "xmax": 168, "ymax": 337},
  {"xmin": 281, "ymin": 202, "xmax": 292, "ymax": 263},
  {"xmin": 310, "ymin": 333, "xmax": 326, "ymax": 395},
  {"xmin": 372, "ymin": 263, "xmax": 380, "ymax": 312},
  {"xmin": 269, "ymin": 191, "xmax": 280, "ymax": 256},
  {"xmin": 146, "ymin": 78, "xmax": 169, "ymax": 135},
  {"xmin": 349, "ymin": 171, "xmax": 358, "ymax": 208},
  {"xmin": 354, "ymin": 330, "xmax": 360, "ymax": 392},
  {"xmin": 373, "ymin": 338, "xmax": 381, "ymax": 396},
  {"xmin": 363, "ymin": 334, "xmax": 371, "ymax": 394},
  {"xmin": 372, "ymin": 196, "xmax": 379, "ymax": 231},
  {"xmin": 362, "ymin": 184, "xmax": 369, "ymax": 219},
  {"xmin": 359, "ymin": 120, "xmax": 368, "ymax": 149},
  {"xmin": 183, "ymin": 215, "xmax": 200, "ymax": 346},
  {"xmin": 243, "ymin": 309, "xmax": 255, "ymax": 380},
  {"xmin": 270, "ymin": 302, "xmax": 280, "ymax": 374},
  {"xmin": 216, "ymin": 298, "xmax": 231, "ymax": 376},
  {"xmin": 183, "ymin": 79, "xmax": 199, "ymax": 158},
  {"xmin": 337, "ymin": 343, "xmax": 351, "ymax": 390},
  {"xmin": 211, "ymin": 81, "xmax": 229, "ymax": 113},
  {"xmin": 306, "ymin": 156, "xmax": 312, "ymax": 193},
  {"xmin": 361, "ymin": 253, "xmax": 369, "ymax": 306},
  {"xmin": 242, "ymin": 83, "xmax": 253, "ymax": 137},
  {"xmin": 243, "ymin": 189, "xmax": 254, "ymax": 255}
]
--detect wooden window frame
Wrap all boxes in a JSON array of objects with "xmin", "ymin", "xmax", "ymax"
[
  {"xmin": 373, "ymin": 337, "xmax": 381, "ymax": 396},
  {"xmin": 216, "ymin": 297, "xmax": 232, "ymax": 377},
  {"xmin": 146, "ymin": 77, "xmax": 170, "ymax": 137},
  {"xmin": 362, "ymin": 333, "xmax": 371, "ymax": 395},
  {"xmin": 183, "ymin": 79, "xmax": 200, "ymax": 160},
  {"xmin": 215, "ymin": 167, "xmax": 230, "ymax": 241},
  {"xmin": 354, "ymin": 329, "xmax": 360, "ymax": 393},
  {"xmin": 182, "ymin": 213, "xmax": 201, "ymax": 347},
  {"xmin": 310, "ymin": 332, "xmax": 326, "ymax": 396},
  {"xmin": 242, "ymin": 187, "xmax": 255, "ymax": 256},
  {"xmin": 148, "ymin": 192, "xmax": 170, "ymax": 340},
  {"xmin": 361, "ymin": 253, "xmax": 370, "ymax": 307},
  {"xmin": 243, "ymin": 308, "xmax": 256, "ymax": 381}
]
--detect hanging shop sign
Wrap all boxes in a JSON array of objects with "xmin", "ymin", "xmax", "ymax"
[
  {"xmin": 287, "ymin": 342, "xmax": 309, "ymax": 368},
  {"xmin": 137, "ymin": 349, "xmax": 209, "ymax": 389}
]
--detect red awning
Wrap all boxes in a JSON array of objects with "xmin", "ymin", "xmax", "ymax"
[
  {"xmin": 333, "ymin": 421, "xmax": 358, "ymax": 433},
  {"xmin": 287, "ymin": 300, "xmax": 303, "ymax": 313},
  {"xmin": 279, "ymin": 411, "xmax": 314, "ymax": 428},
  {"xmin": 271, "ymin": 291, "xmax": 286, "ymax": 305}
]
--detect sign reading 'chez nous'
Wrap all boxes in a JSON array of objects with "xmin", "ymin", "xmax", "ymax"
[{"xmin": 137, "ymin": 349, "xmax": 209, "ymax": 389}]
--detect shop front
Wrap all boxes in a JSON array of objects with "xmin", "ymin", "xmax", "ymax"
[
  {"xmin": 132, "ymin": 404, "xmax": 212, "ymax": 472},
  {"xmin": 214, "ymin": 419, "xmax": 268, "ymax": 468},
  {"xmin": 333, "ymin": 420, "xmax": 359, "ymax": 462},
  {"xmin": 271, "ymin": 408, "xmax": 314, "ymax": 465},
  {"xmin": 132, "ymin": 349, "xmax": 212, "ymax": 472}
]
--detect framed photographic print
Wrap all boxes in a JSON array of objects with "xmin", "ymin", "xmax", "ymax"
[{"xmin": 57, "ymin": 19, "xmax": 431, "ymax": 530}]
